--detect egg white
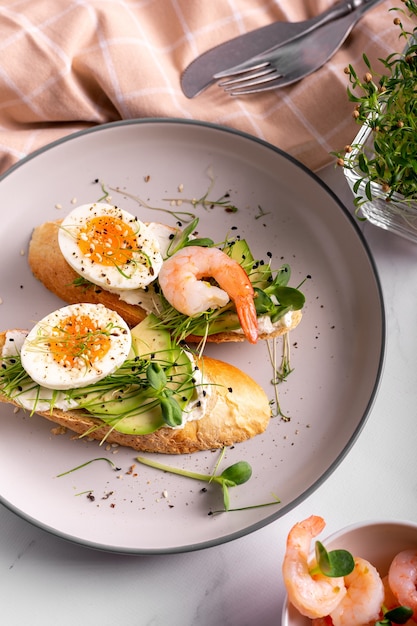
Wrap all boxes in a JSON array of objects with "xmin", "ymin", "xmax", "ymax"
[
  {"xmin": 58, "ymin": 203, "xmax": 163, "ymax": 290},
  {"xmin": 20, "ymin": 303, "xmax": 132, "ymax": 390}
]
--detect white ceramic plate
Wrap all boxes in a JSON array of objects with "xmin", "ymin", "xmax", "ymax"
[
  {"xmin": 282, "ymin": 520, "xmax": 417, "ymax": 625},
  {"xmin": 0, "ymin": 119, "xmax": 384, "ymax": 554}
]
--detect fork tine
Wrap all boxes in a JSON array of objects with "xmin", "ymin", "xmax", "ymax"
[
  {"xmin": 226, "ymin": 75, "xmax": 292, "ymax": 96},
  {"xmin": 213, "ymin": 60, "xmax": 270, "ymax": 81},
  {"xmin": 217, "ymin": 66, "xmax": 280, "ymax": 88},
  {"xmin": 219, "ymin": 68, "xmax": 283, "ymax": 93}
]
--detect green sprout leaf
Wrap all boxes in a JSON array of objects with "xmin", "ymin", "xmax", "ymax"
[
  {"xmin": 146, "ymin": 362, "xmax": 167, "ymax": 392},
  {"xmin": 313, "ymin": 541, "xmax": 355, "ymax": 577},
  {"xmin": 136, "ymin": 451, "xmax": 273, "ymax": 513},
  {"xmin": 219, "ymin": 461, "xmax": 252, "ymax": 487},
  {"xmin": 160, "ymin": 396, "xmax": 183, "ymax": 427},
  {"xmin": 57, "ymin": 457, "xmax": 120, "ymax": 477},
  {"xmin": 333, "ymin": 0, "xmax": 417, "ymax": 205},
  {"xmin": 377, "ymin": 605, "xmax": 414, "ymax": 625}
]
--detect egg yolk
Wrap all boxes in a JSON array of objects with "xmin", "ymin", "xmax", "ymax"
[
  {"xmin": 49, "ymin": 314, "xmax": 112, "ymax": 368},
  {"xmin": 77, "ymin": 215, "xmax": 139, "ymax": 266}
]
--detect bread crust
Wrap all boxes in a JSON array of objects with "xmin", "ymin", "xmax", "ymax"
[
  {"xmin": 0, "ymin": 333, "xmax": 271, "ymax": 454},
  {"xmin": 28, "ymin": 220, "xmax": 302, "ymax": 342}
]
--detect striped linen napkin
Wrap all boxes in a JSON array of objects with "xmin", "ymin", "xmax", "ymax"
[{"xmin": 0, "ymin": 0, "xmax": 408, "ymax": 174}]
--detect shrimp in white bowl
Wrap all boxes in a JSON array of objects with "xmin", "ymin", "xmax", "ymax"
[
  {"xmin": 282, "ymin": 515, "xmax": 347, "ymax": 619},
  {"xmin": 328, "ymin": 556, "xmax": 384, "ymax": 626},
  {"xmin": 388, "ymin": 549, "xmax": 417, "ymax": 619},
  {"xmin": 158, "ymin": 245, "xmax": 258, "ymax": 344}
]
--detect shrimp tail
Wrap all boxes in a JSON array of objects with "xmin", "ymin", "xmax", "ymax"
[{"xmin": 235, "ymin": 294, "xmax": 259, "ymax": 344}]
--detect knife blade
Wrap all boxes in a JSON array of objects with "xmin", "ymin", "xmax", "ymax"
[{"xmin": 180, "ymin": 0, "xmax": 377, "ymax": 98}]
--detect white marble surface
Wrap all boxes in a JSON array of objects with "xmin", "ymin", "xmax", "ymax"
[{"xmin": 2, "ymin": 161, "xmax": 417, "ymax": 626}]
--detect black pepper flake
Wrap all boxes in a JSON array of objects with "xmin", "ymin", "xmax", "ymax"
[
  {"xmin": 228, "ymin": 387, "xmax": 233, "ymax": 393},
  {"xmin": 87, "ymin": 492, "xmax": 95, "ymax": 502}
]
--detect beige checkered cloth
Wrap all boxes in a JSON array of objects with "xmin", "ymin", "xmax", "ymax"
[{"xmin": 0, "ymin": 0, "xmax": 407, "ymax": 174}]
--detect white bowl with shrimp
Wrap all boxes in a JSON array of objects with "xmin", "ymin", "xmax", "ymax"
[{"xmin": 281, "ymin": 519, "xmax": 417, "ymax": 625}]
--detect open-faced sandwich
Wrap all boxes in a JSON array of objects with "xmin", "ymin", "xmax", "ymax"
[
  {"xmin": 0, "ymin": 303, "xmax": 271, "ymax": 454},
  {"xmin": 28, "ymin": 202, "xmax": 304, "ymax": 344}
]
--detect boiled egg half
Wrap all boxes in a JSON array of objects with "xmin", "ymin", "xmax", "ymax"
[
  {"xmin": 58, "ymin": 203, "xmax": 163, "ymax": 290},
  {"xmin": 20, "ymin": 303, "xmax": 131, "ymax": 390}
]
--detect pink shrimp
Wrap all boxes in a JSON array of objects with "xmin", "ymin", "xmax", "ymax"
[
  {"xmin": 382, "ymin": 575, "xmax": 416, "ymax": 625},
  {"xmin": 282, "ymin": 515, "xmax": 347, "ymax": 619},
  {"xmin": 329, "ymin": 556, "xmax": 384, "ymax": 626},
  {"xmin": 158, "ymin": 246, "xmax": 258, "ymax": 343},
  {"xmin": 388, "ymin": 550, "xmax": 417, "ymax": 620}
]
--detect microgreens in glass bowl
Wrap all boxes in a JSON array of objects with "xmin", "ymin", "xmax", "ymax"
[{"xmin": 333, "ymin": 0, "xmax": 417, "ymax": 239}]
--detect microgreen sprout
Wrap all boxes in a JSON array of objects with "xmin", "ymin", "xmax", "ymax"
[
  {"xmin": 145, "ymin": 362, "xmax": 183, "ymax": 427},
  {"xmin": 165, "ymin": 217, "xmax": 214, "ymax": 257},
  {"xmin": 334, "ymin": 0, "xmax": 417, "ymax": 205},
  {"xmin": 136, "ymin": 449, "xmax": 282, "ymax": 513},
  {"xmin": 56, "ymin": 457, "xmax": 121, "ymax": 477},
  {"xmin": 70, "ymin": 276, "xmax": 94, "ymax": 289},
  {"xmin": 136, "ymin": 452, "xmax": 252, "ymax": 511},
  {"xmin": 309, "ymin": 541, "xmax": 355, "ymax": 578},
  {"xmin": 255, "ymin": 204, "xmax": 270, "ymax": 220},
  {"xmin": 209, "ymin": 493, "xmax": 281, "ymax": 515},
  {"xmin": 94, "ymin": 179, "xmax": 112, "ymax": 203},
  {"xmin": 267, "ymin": 334, "xmax": 293, "ymax": 421},
  {"xmin": 108, "ymin": 166, "xmax": 238, "ymax": 221},
  {"xmin": 376, "ymin": 604, "xmax": 414, "ymax": 625},
  {"xmin": 163, "ymin": 166, "xmax": 238, "ymax": 213}
]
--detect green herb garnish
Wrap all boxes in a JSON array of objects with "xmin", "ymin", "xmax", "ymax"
[
  {"xmin": 57, "ymin": 457, "xmax": 120, "ymax": 477},
  {"xmin": 334, "ymin": 0, "xmax": 417, "ymax": 206},
  {"xmin": 165, "ymin": 217, "xmax": 214, "ymax": 257},
  {"xmin": 137, "ymin": 449, "xmax": 282, "ymax": 514},
  {"xmin": 376, "ymin": 604, "xmax": 414, "ymax": 625},
  {"xmin": 145, "ymin": 361, "xmax": 183, "ymax": 427},
  {"xmin": 310, "ymin": 541, "xmax": 355, "ymax": 577},
  {"xmin": 136, "ymin": 452, "xmax": 251, "ymax": 512}
]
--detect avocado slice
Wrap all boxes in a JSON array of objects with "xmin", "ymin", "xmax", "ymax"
[
  {"xmin": 224, "ymin": 239, "xmax": 272, "ymax": 289},
  {"xmin": 75, "ymin": 315, "xmax": 195, "ymax": 435}
]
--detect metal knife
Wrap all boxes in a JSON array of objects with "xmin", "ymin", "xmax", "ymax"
[{"xmin": 181, "ymin": 0, "xmax": 379, "ymax": 98}]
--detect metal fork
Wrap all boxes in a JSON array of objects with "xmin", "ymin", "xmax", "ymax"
[{"xmin": 214, "ymin": 0, "xmax": 383, "ymax": 96}]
